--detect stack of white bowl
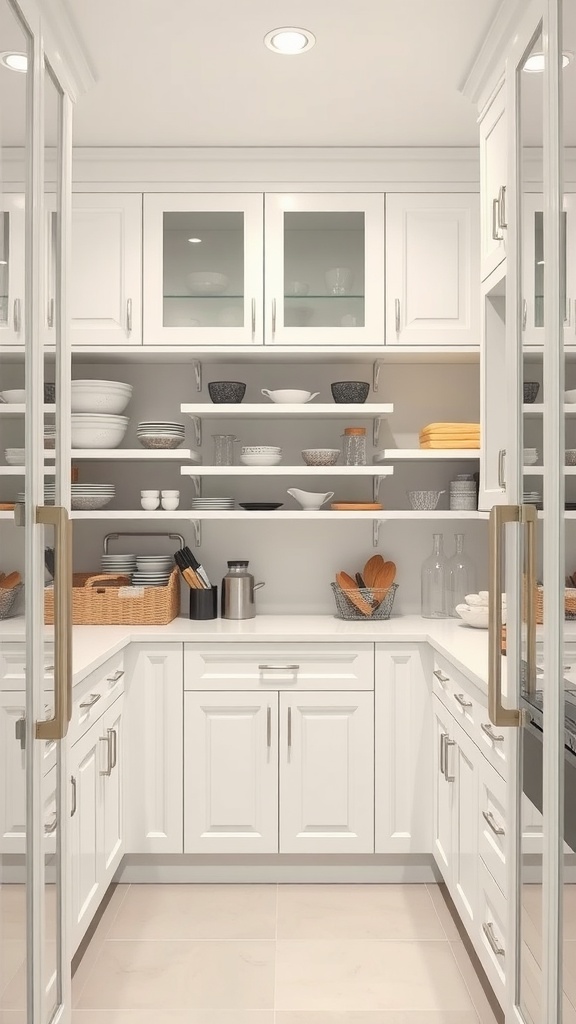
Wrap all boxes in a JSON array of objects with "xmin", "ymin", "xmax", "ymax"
[
  {"xmin": 101, "ymin": 553, "xmax": 137, "ymax": 575},
  {"xmin": 240, "ymin": 445, "xmax": 282, "ymax": 467},
  {"xmin": 132, "ymin": 554, "xmax": 174, "ymax": 587},
  {"xmin": 137, "ymin": 421, "xmax": 185, "ymax": 450},
  {"xmin": 524, "ymin": 447, "xmax": 539, "ymax": 466},
  {"xmin": 70, "ymin": 379, "xmax": 132, "ymax": 450},
  {"xmin": 4, "ymin": 448, "xmax": 25, "ymax": 466},
  {"xmin": 45, "ymin": 482, "xmax": 115, "ymax": 510},
  {"xmin": 71, "ymin": 414, "xmax": 129, "ymax": 449}
]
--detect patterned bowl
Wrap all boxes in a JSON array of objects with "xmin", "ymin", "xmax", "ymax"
[
  {"xmin": 137, "ymin": 436, "xmax": 184, "ymax": 450},
  {"xmin": 208, "ymin": 381, "xmax": 246, "ymax": 403},
  {"xmin": 301, "ymin": 448, "xmax": 340, "ymax": 466},
  {"xmin": 524, "ymin": 382, "xmax": 540, "ymax": 404},
  {"xmin": 331, "ymin": 381, "xmax": 370, "ymax": 404},
  {"xmin": 408, "ymin": 489, "xmax": 446, "ymax": 510},
  {"xmin": 566, "ymin": 450, "xmax": 576, "ymax": 466}
]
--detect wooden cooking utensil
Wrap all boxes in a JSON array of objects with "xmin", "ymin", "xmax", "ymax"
[
  {"xmin": 363, "ymin": 554, "xmax": 384, "ymax": 589},
  {"xmin": 355, "ymin": 572, "xmax": 366, "ymax": 589},
  {"xmin": 183, "ymin": 567, "xmax": 202, "ymax": 589},
  {"xmin": 372, "ymin": 561, "xmax": 397, "ymax": 609},
  {"xmin": 336, "ymin": 571, "xmax": 373, "ymax": 616},
  {"xmin": 0, "ymin": 571, "xmax": 21, "ymax": 589}
]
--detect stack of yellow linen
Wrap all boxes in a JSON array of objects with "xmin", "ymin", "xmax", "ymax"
[{"xmin": 419, "ymin": 422, "xmax": 480, "ymax": 449}]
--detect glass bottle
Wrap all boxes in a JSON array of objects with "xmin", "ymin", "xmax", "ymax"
[
  {"xmin": 446, "ymin": 533, "xmax": 475, "ymax": 617},
  {"xmin": 421, "ymin": 533, "xmax": 448, "ymax": 618},
  {"xmin": 212, "ymin": 434, "xmax": 237, "ymax": 466},
  {"xmin": 342, "ymin": 426, "xmax": 367, "ymax": 465}
]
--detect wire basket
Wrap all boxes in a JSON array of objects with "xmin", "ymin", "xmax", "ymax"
[
  {"xmin": 331, "ymin": 582, "xmax": 398, "ymax": 621},
  {"xmin": 0, "ymin": 583, "xmax": 23, "ymax": 620}
]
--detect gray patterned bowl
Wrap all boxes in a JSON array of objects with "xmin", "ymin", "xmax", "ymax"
[
  {"xmin": 523, "ymin": 382, "xmax": 540, "ymax": 404},
  {"xmin": 301, "ymin": 448, "xmax": 341, "ymax": 466},
  {"xmin": 44, "ymin": 382, "xmax": 56, "ymax": 403},
  {"xmin": 408, "ymin": 489, "xmax": 445, "ymax": 511},
  {"xmin": 137, "ymin": 435, "xmax": 184, "ymax": 450},
  {"xmin": 208, "ymin": 381, "xmax": 246, "ymax": 403},
  {"xmin": 331, "ymin": 381, "xmax": 370, "ymax": 404}
]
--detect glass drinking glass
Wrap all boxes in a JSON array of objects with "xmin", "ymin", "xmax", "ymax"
[{"xmin": 212, "ymin": 434, "xmax": 237, "ymax": 466}]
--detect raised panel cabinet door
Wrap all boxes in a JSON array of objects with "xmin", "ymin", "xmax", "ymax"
[
  {"xmin": 124, "ymin": 644, "xmax": 184, "ymax": 854},
  {"xmin": 480, "ymin": 85, "xmax": 507, "ymax": 281},
  {"xmin": 375, "ymin": 645, "xmax": 432, "ymax": 854},
  {"xmin": 279, "ymin": 691, "xmax": 374, "ymax": 854},
  {"xmin": 99, "ymin": 695, "xmax": 124, "ymax": 883},
  {"xmin": 385, "ymin": 193, "xmax": 480, "ymax": 345},
  {"xmin": 432, "ymin": 695, "xmax": 454, "ymax": 878},
  {"xmin": 450, "ymin": 720, "xmax": 479, "ymax": 933},
  {"xmin": 0, "ymin": 693, "xmax": 56, "ymax": 853},
  {"xmin": 0, "ymin": 195, "xmax": 26, "ymax": 346},
  {"xmin": 184, "ymin": 691, "xmax": 278, "ymax": 854},
  {"xmin": 70, "ymin": 726, "xmax": 101, "ymax": 950},
  {"xmin": 69, "ymin": 193, "xmax": 142, "ymax": 346}
]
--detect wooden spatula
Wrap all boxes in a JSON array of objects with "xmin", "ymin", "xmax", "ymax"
[
  {"xmin": 0, "ymin": 571, "xmax": 21, "ymax": 589},
  {"xmin": 372, "ymin": 561, "xmax": 397, "ymax": 609},
  {"xmin": 363, "ymin": 554, "xmax": 384, "ymax": 589},
  {"xmin": 336, "ymin": 571, "xmax": 373, "ymax": 617}
]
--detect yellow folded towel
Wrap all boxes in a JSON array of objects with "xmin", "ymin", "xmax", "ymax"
[
  {"xmin": 420, "ymin": 438, "xmax": 481, "ymax": 449},
  {"xmin": 420, "ymin": 422, "xmax": 481, "ymax": 435}
]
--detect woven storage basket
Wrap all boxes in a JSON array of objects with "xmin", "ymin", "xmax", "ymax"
[
  {"xmin": 44, "ymin": 567, "xmax": 180, "ymax": 625},
  {"xmin": 523, "ymin": 578, "xmax": 576, "ymax": 623},
  {"xmin": 0, "ymin": 583, "xmax": 23, "ymax": 620},
  {"xmin": 331, "ymin": 582, "xmax": 398, "ymax": 620}
]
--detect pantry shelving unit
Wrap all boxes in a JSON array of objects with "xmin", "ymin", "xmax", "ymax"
[
  {"xmin": 373, "ymin": 449, "xmax": 480, "ymax": 462},
  {"xmin": 67, "ymin": 449, "xmax": 202, "ymax": 462}
]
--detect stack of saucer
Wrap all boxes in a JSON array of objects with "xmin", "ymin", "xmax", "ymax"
[
  {"xmin": 137, "ymin": 421, "xmax": 185, "ymax": 450},
  {"xmin": 135, "ymin": 555, "xmax": 174, "ymax": 573},
  {"xmin": 44, "ymin": 482, "xmax": 115, "ymax": 510},
  {"xmin": 101, "ymin": 553, "xmax": 137, "ymax": 575},
  {"xmin": 131, "ymin": 569, "xmax": 173, "ymax": 587},
  {"xmin": 190, "ymin": 497, "xmax": 235, "ymax": 511},
  {"xmin": 240, "ymin": 445, "xmax": 282, "ymax": 467},
  {"xmin": 524, "ymin": 489, "xmax": 542, "ymax": 508},
  {"xmin": 524, "ymin": 448, "xmax": 539, "ymax": 466}
]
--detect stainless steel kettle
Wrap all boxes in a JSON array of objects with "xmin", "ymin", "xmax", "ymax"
[{"xmin": 221, "ymin": 560, "xmax": 265, "ymax": 619}]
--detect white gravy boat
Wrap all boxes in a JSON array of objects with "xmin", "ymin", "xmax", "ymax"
[{"xmin": 287, "ymin": 487, "xmax": 334, "ymax": 511}]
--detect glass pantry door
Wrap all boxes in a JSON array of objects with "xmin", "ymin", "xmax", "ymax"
[{"xmin": 264, "ymin": 193, "xmax": 385, "ymax": 345}]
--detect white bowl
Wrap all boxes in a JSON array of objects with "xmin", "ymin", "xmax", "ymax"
[
  {"xmin": 161, "ymin": 498, "xmax": 180, "ymax": 511},
  {"xmin": 71, "ymin": 421, "xmax": 129, "ymax": 449},
  {"xmin": 0, "ymin": 389, "xmax": 26, "ymax": 403},
  {"xmin": 566, "ymin": 390, "xmax": 576, "ymax": 403},
  {"xmin": 240, "ymin": 455, "xmax": 282, "ymax": 466},
  {"xmin": 302, "ymin": 448, "xmax": 340, "ymax": 466},
  {"xmin": 141, "ymin": 497, "xmax": 160, "ymax": 510},
  {"xmin": 261, "ymin": 389, "xmax": 319, "ymax": 404},
  {"xmin": 71, "ymin": 381, "xmax": 132, "ymax": 415},
  {"xmin": 455, "ymin": 604, "xmax": 489, "ymax": 629},
  {"xmin": 186, "ymin": 272, "xmax": 229, "ymax": 295}
]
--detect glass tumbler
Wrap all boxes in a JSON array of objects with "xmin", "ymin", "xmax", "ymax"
[{"xmin": 212, "ymin": 434, "xmax": 237, "ymax": 466}]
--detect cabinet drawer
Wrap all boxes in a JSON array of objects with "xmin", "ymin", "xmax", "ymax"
[
  {"xmin": 477, "ymin": 858, "xmax": 507, "ymax": 1006},
  {"xmin": 0, "ymin": 642, "xmax": 55, "ymax": 691},
  {"xmin": 478, "ymin": 756, "xmax": 507, "ymax": 897},
  {"xmin": 71, "ymin": 654, "xmax": 125, "ymax": 744},
  {"xmin": 184, "ymin": 643, "xmax": 374, "ymax": 691}
]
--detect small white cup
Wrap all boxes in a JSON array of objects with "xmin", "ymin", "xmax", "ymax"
[
  {"xmin": 161, "ymin": 497, "xmax": 180, "ymax": 511},
  {"xmin": 141, "ymin": 489, "xmax": 159, "ymax": 497},
  {"xmin": 161, "ymin": 490, "xmax": 180, "ymax": 498},
  {"xmin": 141, "ymin": 497, "xmax": 160, "ymax": 510}
]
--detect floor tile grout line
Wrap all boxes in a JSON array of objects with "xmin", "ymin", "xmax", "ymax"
[
  {"xmin": 426, "ymin": 881, "xmax": 457, "ymax": 942},
  {"xmin": 72, "ymin": 883, "xmax": 132, "ymax": 1010},
  {"xmin": 446, "ymin": 938, "xmax": 491, "ymax": 1024}
]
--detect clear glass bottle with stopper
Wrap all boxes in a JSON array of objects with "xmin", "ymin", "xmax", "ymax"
[
  {"xmin": 341, "ymin": 426, "xmax": 367, "ymax": 465},
  {"xmin": 445, "ymin": 533, "xmax": 475, "ymax": 616},
  {"xmin": 421, "ymin": 533, "xmax": 448, "ymax": 618}
]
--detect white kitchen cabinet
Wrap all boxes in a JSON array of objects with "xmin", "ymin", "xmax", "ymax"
[
  {"xmin": 143, "ymin": 193, "xmax": 264, "ymax": 345},
  {"xmin": 124, "ymin": 644, "xmax": 183, "ymax": 855},
  {"xmin": 0, "ymin": 693, "xmax": 56, "ymax": 854},
  {"xmin": 0, "ymin": 195, "xmax": 26, "ymax": 346},
  {"xmin": 433, "ymin": 695, "xmax": 454, "ymax": 876},
  {"xmin": 184, "ymin": 642, "xmax": 374, "ymax": 691},
  {"xmin": 100, "ymin": 694, "xmax": 124, "ymax": 883},
  {"xmin": 264, "ymin": 192, "xmax": 385, "ymax": 345},
  {"xmin": 480, "ymin": 84, "xmax": 507, "ymax": 281},
  {"xmin": 385, "ymin": 193, "xmax": 480, "ymax": 345},
  {"xmin": 375, "ymin": 644, "xmax": 432, "ymax": 854},
  {"xmin": 184, "ymin": 691, "xmax": 278, "ymax": 854},
  {"xmin": 522, "ymin": 192, "xmax": 576, "ymax": 346},
  {"xmin": 279, "ymin": 691, "xmax": 374, "ymax": 854},
  {"xmin": 70, "ymin": 722, "xmax": 101, "ymax": 950},
  {"xmin": 450, "ymin": 717, "xmax": 479, "ymax": 933}
]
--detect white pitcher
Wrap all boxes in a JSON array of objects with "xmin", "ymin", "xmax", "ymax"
[{"xmin": 287, "ymin": 487, "xmax": 334, "ymax": 511}]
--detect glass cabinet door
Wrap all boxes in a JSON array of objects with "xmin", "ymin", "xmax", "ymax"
[
  {"xmin": 0, "ymin": 195, "xmax": 25, "ymax": 346},
  {"xmin": 143, "ymin": 193, "xmax": 264, "ymax": 345},
  {"xmin": 522, "ymin": 192, "xmax": 575, "ymax": 346},
  {"xmin": 264, "ymin": 193, "xmax": 384, "ymax": 345}
]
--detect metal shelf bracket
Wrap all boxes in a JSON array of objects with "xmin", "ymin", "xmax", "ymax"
[
  {"xmin": 373, "ymin": 519, "xmax": 385, "ymax": 548},
  {"xmin": 191, "ymin": 520, "xmax": 201, "ymax": 547},
  {"xmin": 373, "ymin": 360, "xmax": 384, "ymax": 393},
  {"xmin": 193, "ymin": 361, "xmax": 202, "ymax": 392},
  {"xmin": 372, "ymin": 475, "xmax": 386, "ymax": 502},
  {"xmin": 191, "ymin": 416, "xmax": 202, "ymax": 448},
  {"xmin": 373, "ymin": 416, "xmax": 383, "ymax": 447},
  {"xmin": 190, "ymin": 475, "xmax": 201, "ymax": 498}
]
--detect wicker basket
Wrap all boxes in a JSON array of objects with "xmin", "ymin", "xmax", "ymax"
[
  {"xmin": 331, "ymin": 582, "xmax": 398, "ymax": 621},
  {"xmin": 44, "ymin": 568, "xmax": 180, "ymax": 625},
  {"xmin": 523, "ymin": 578, "xmax": 576, "ymax": 623},
  {"xmin": 0, "ymin": 583, "xmax": 23, "ymax": 620}
]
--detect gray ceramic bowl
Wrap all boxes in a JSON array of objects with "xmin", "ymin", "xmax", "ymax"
[
  {"xmin": 523, "ymin": 382, "xmax": 540, "ymax": 404},
  {"xmin": 331, "ymin": 381, "xmax": 370, "ymax": 404},
  {"xmin": 44, "ymin": 382, "xmax": 56, "ymax": 404},
  {"xmin": 208, "ymin": 381, "xmax": 246, "ymax": 403}
]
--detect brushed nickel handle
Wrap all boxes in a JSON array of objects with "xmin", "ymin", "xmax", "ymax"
[
  {"xmin": 267, "ymin": 706, "xmax": 272, "ymax": 748},
  {"xmin": 433, "ymin": 669, "xmax": 449, "ymax": 683},
  {"xmin": 111, "ymin": 728, "xmax": 118, "ymax": 769},
  {"xmin": 47, "ymin": 298, "xmax": 55, "ymax": 328},
  {"xmin": 498, "ymin": 185, "xmax": 507, "ymax": 229},
  {"xmin": 36, "ymin": 506, "xmax": 72, "ymax": 740},
  {"xmin": 440, "ymin": 731, "xmax": 447, "ymax": 776},
  {"xmin": 15, "ymin": 715, "xmax": 25, "ymax": 750},
  {"xmin": 13, "ymin": 297, "xmax": 21, "ymax": 333},
  {"xmin": 99, "ymin": 730, "xmax": 113, "ymax": 776},
  {"xmin": 44, "ymin": 812, "xmax": 57, "ymax": 835},
  {"xmin": 287, "ymin": 706, "xmax": 292, "ymax": 751},
  {"xmin": 498, "ymin": 448, "xmax": 506, "ymax": 489},
  {"xmin": 444, "ymin": 738, "xmax": 456, "ymax": 781},
  {"xmin": 80, "ymin": 693, "xmax": 101, "ymax": 710},
  {"xmin": 524, "ymin": 503, "xmax": 537, "ymax": 698},
  {"xmin": 454, "ymin": 693, "xmax": 473, "ymax": 709},
  {"xmin": 483, "ymin": 921, "xmax": 505, "ymax": 956},
  {"xmin": 489, "ymin": 504, "xmax": 531, "ymax": 727},
  {"xmin": 258, "ymin": 664, "xmax": 300, "ymax": 671},
  {"xmin": 272, "ymin": 298, "xmax": 276, "ymax": 339},
  {"xmin": 251, "ymin": 297, "xmax": 256, "ymax": 338},
  {"xmin": 126, "ymin": 298, "xmax": 132, "ymax": 333},
  {"xmin": 481, "ymin": 721, "xmax": 504, "ymax": 742},
  {"xmin": 522, "ymin": 299, "xmax": 528, "ymax": 330},
  {"xmin": 492, "ymin": 199, "xmax": 503, "ymax": 241},
  {"xmin": 71, "ymin": 776, "xmax": 77, "ymax": 817},
  {"xmin": 482, "ymin": 809, "xmax": 505, "ymax": 836},
  {"xmin": 107, "ymin": 669, "xmax": 124, "ymax": 684},
  {"xmin": 394, "ymin": 298, "xmax": 401, "ymax": 334}
]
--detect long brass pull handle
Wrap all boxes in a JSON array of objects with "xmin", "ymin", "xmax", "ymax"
[
  {"xmin": 13, "ymin": 297, "xmax": 21, "ymax": 333},
  {"xmin": 483, "ymin": 921, "xmax": 505, "ymax": 956},
  {"xmin": 524, "ymin": 504, "xmax": 537, "ymax": 698},
  {"xmin": 267, "ymin": 706, "xmax": 272, "ymax": 748},
  {"xmin": 251, "ymin": 297, "xmax": 256, "ymax": 339},
  {"xmin": 440, "ymin": 731, "xmax": 446, "ymax": 776},
  {"xmin": 488, "ymin": 505, "xmax": 527, "ymax": 727},
  {"xmin": 99, "ymin": 730, "xmax": 113, "ymax": 776},
  {"xmin": 44, "ymin": 812, "xmax": 57, "ymax": 835},
  {"xmin": 107, "ymin": 669, "xmax": 124, "ymax": 684},
  {"xmin": 482, "ymin": 809, "xmax": 505, "ymax": 836},
  {"xmin": 498, "ymin": 449, "xmax": 506, "ymax": 489},
  {"xmin": 394, "ymin": 298, "xmax": 401, "ymax": 334},
  {"xmin": 454, "ymin": 693, "xmax": 473, "ymax": 709},
  {"xmin": 126, "ymin": 298, "xmax": 132, "ymax": 333},
  {"xmin": 433, "ymin": 669, "xmax": 449, "ymax": 683},
  {"xmin": 272, "ymin": 298, "xmax": 276, "ymax": 339},
  {"xmin": 80, "ymin": 693, "xmax": 101, "ymax": 710},
  {"xmin": 481, "ymin": 721, "xmax": 504, "ymax": 742},
  {"xmin": 492, "ymin": 199, "xmax": 502, "ymax": 241},
  {"xmin": 287, "ymin": 706, "xmax": 292, "ymax": 751},
  {"xmin": 71, "ymin": 775, "xmax": 77, "ymax": 817},
  {"xmin": 258, "ymin": 664, "xmax": 300, "ymax": 672},
  {"xmin": 444, "ymin": 738, "xmax": 456, "ymax": 781},
  {"xmin": 498, "ymin": 185, "xmax": 507, "ymax": 229},
  {"xmin": 36, "ymin": 506, "xmax": 72, "ymax": 740}
]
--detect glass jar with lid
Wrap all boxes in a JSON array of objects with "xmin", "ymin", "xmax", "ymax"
[{"xmin": 341, "ymin": 426, "xmax": 367, "ymax": 465}]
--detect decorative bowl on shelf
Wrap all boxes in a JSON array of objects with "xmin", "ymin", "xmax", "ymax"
[
  {"xmin": 301, "ymin": 448, "xmax": 340, "ymax": 466},
  {"xmin": 186, "ymin": 271, "xmax": 229, "ymax": 295},
  {"xmin": 44, "ymin": 383, "xmax": 56, "ymax": 403},
  {"xmin": 407, "ymin": 489, "xmax": 445, "ymax": 511},
  {"xmin": 331, "ymin": 381, "xmax": 369, "ymax": 404},
  {"xmin": 261, "ymin": 389, "xmax": 319, "ymax": 404},
  {"xmin": 523, "ymin": 382, "xmax": 540, "ymax": 404},
  {"xmin": 71, "ymin": 413, "xmax": 129, "ymax": 449},
  {"xmin": 566, "ymin": 450, "xmax": 576, "ymax": 466},
  {"xmin": 71, "ymin": 379, "xmax": 133, "ymax": 415},
  {"xmin": 137, "ymin": 435, "xmax": 184, "ymax": 450},
  {"xmin": 208, "ymin": 381, "xmax": 246, "ymax": 403},
  {"xmin": 0, "ymin": 389, "xmax": 26, "ymax": 403}
]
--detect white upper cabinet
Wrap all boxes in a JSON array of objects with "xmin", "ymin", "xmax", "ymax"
[
  {"xmin": 143, "ymin": 193, "xmax": 264, "ymax": 345},
  {"xmin": 480, "ymin": 84, "xmax": 507, "ymax": 281},
  {"xmin": 264, "ymin": 193, "xmax": 385, "ymax": 345},
  {"xmin": 385, "ymin": 193, "xmax": 480, "ymax": 345},
  {"xmin": 522, "ymin": 193, "xmax": 576, "ymax": 346},
  {"xmin": 0, "ymin": 195, "xmax": 25, "ymax": 346}
]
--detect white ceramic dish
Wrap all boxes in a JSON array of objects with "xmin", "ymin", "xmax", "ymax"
[
  {"xmin": 186, "ymin": 272, "xmax": 229, "ymax": 295},
  {"xmin": 301, "ymin": 448, "xmax": 340, "ymax": 466},
  {"xmin": 71, "ymin": 420, "xmax": 129, "ymax": 449},
  {"xmin": 0, "ymin": 389, "xmax": 26, "ymax": 403},
  {"xmin": 240, "ymin": 455, "xmax": 282, "ymax": 466},
  {"xmin": 261, "ymin": 389, "xmax": 319, "ymax": 404},
  {"xmin": 565, "ymin": 390, "xmax": 576, "ymax": 403},
  {"xmin": 287, "ymin": 487, "xmax": 334, "ymax": 511},
  {"xmin": 71, "ymin": 380, "xmax": 132, "ymax": 415}
]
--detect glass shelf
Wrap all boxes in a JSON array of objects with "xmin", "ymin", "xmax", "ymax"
[
  {"xmin": 164, "ymin": 294, "xmax": 244, "ymax": 300},
  {"xmin": 284, "ymin": 294, "xmax": 365, "ymax": 300}
]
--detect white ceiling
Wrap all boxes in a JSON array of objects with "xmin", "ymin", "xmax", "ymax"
[{"xmin": 68, "ymin": 0, "xmax": 503, "ymax": 148}]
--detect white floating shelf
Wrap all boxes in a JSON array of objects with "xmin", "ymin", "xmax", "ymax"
[
  {"xmin": 374, "ymin": 449, "xmax": 480, "ymax": 462},
  {"xmin": 524, "ymin": 404, "xmax": 576, "ymax": 416},
  {"xmin": 69, "ymin": 448, "xmax": 202, "ymax": 462},
  {"xmin": 0, "ymin": 404, "xmax": 56, "ymax": 416},
  {"xmin": 181, "ymin": 403, "xmax": 393, "ymax": 419},
  {"xmin": 524, "ymin": 466, "xmax": 576, "ymax": 475},
  {"xmin": 0, "ymin": 466, "xmax": 55, "ymax": 475},
  {"xmin": 0, "ymin": 510, "xmax": 15, "ymax": 519},
  {"xmin": 180, "ymin": 465, "xmax": 394, "ymax": 477},
  {"xmin": 69, "ymin": 508, "xmax": 488, "ymax": 522}
]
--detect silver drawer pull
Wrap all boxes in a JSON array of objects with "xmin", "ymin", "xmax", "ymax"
[
  {"xmin": 481, "ymin": 722, "xmax": 504, "ymax": 742},
  {"xmin": 483, "ymin": 921, "xmax": 505, "ymax": 956},
  {"xmin": 71, "ymin": 775, "xmax": 77, "ymax": 817},
  {"xmin": 433, "ymin": 669, "xmax": 450, "ymax": 683},
  {"xmin": 444, "ymin": 738, "xmax": 456, "ymax": 781},
  {"xmin": 258, "ymin": 664, "xmax": 300, "ymax": 671},
  {"xmin": 80, "ymin": 692, "xmax": 101, "ymax": 710},
  {"xmin": 482, "ymin": 810, "xmax": 505, "ymax": 836},
  {"xmin": 99, "ymin": 730, "xmax": 113, "ymax": 776},
  {"xmin": 107, "ymin": 669, "xmax": 124, "ymax": 683},
  {"xmin": 454, "ymin": 693, "xmax": 473, "ymax": 709},
  {"xmin": 44, "ymin": 812, "xmax": 57, "ymax": 835}
]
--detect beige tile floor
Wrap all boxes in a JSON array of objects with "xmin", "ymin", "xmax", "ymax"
[{"xmin": 65, "ymin": 883, "xmax": 503, "ymax": 1024}]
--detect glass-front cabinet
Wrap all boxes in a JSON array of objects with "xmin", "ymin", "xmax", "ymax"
[
  {"xmin": 143, "ymin": 193, "xmax": 264, "ymax": 345},
  {"xmin": 0, "ymin": 195, "xmax": 25, "ymax": 346},
  {"xmin": 522, "ymin": 192, "xmax": 576, "ymax": 345}
]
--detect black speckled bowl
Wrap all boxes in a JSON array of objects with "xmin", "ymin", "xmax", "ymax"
[
  {"xmin": 331, "ymin": 381, "xmax": 370, "ymax": 404},
  {"xmin": 523, "ymin": 382, "xmax": 540, "ymax": 404},
  {"xmin": 208, "ymin": 381, "xmax": 246, "ymax": 404}
]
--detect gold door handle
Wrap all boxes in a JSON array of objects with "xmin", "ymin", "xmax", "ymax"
[{"xmin": 36, "ymin": 506, "xmax": 72, "ymax": 740}]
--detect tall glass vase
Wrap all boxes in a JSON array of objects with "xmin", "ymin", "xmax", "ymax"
[
  {"xmin": 446, "ymin": 533, "xmax": 475, "ymax": 617},
  {"xmin": 421, "ymin": 533, "xmax": 448, "ymax": 618}
]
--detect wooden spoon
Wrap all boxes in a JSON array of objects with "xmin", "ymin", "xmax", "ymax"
[
  {"xmin": 372, "ymin": 561, "xmax": 397, "ymax": 609},
  {"xmin": 0, "ymin": 571, "xmax": 21, "ymax": 589},
  {"xmin": 363, "ymin": 554, "xmax": 384, "ymax": 589},
  {"xmin": 336, "ymin": 571, "xmax": 373, "ymax": 617}
]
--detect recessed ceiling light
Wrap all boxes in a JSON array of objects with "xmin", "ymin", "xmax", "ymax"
[
  {"xmin": 188, "ymin": 237, "xmax": 202, "ymax": 244},
  {"xmin": 264, "ymin": 27, "xmax": 315, "ymax": 55},
  {"xmin": 0, "ymin": 51, "xmax": 28, "ymax": 73},
  {"xmin": 524, "ymin": 50, "xmax": 573, "ymax": 72}
]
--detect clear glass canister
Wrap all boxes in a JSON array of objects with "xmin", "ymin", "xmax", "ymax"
[
  {"xmin": 342, "ymin": 427, "xmax": 367, "ymax": 465},
  {"xmin": 212, "ymin": 434, "xmax": 237, "ymax": 466}
]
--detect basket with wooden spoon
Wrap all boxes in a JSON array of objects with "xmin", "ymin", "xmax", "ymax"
[{"xmin": 332, "ymin": 559, "xmax": 398, "ymax": 620}]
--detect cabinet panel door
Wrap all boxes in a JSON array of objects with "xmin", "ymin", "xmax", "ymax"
[
  {"xmin": 385, "ymin": 193, "xmax": 480, "ymax": 345},
  {"xmin": 451, "ymin": 722, "xmax": 479, "ymax": 933},
  {"xmin": 100, "ymin": 695, "xmax": 124, "ymax": 882},
  {"xmin": 184, "ymin": 691, "xmax": 278, "ymax": 853},
  {"xmin": 480, "ymin": 85, "xmax": 507, "ymax": 281},
  {"xmin": 0, "ymin": 694, "xmax": 56, "ymax": 853},
  {"xmin": 70, "ymin": 727, "xmax": 101, "ymax": 949},
  {"xmin": 0, "ymin": 195, "xmax": 26, "ymax": 346},
  {"xmin": 279, "ymin": 691, "xmax": 374, "ymax": 854},
  {"xmin": 521, "ymin": 192, "xmax": 576, "ymax": 346},
  {"xmin": 375, "ymin": 645, "xmax": 432, "ymax": 853},
  {"xmin": 124, "ymin": 645, "xmax": 183, "ymax": 854},
  {"xmin": 68, "ymin": 193, "xmax": 142, "ymax": 346},
  {"xmin": 432, "ymin": 695, "xmax": 454, "ymax": 876}
]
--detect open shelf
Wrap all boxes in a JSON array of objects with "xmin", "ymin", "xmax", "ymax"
[
  {"xmin": 69, "ymin": 508, "xmax": 488, "ymax": 522},
  {"xmin": 180, "ymin": 465, "xmax": 394, "ymax": 477},
  {"xmin": 524, "ymin": 467, "xmax": 576, "ymax": 475},
  {"xmin": 21, "ymin": 345, "xmax": 480, "ymax": 366},
  {"xmin": 0, "ymin": 466, "xmax": 55, "ymax": 475},
  {"xmin": 0, "ymin": 404, "xmax": 56, "ymax": 416},
  {"xmin": 181, "ymin": 402, "xmax": 393, "ymax": 419},
  {"xmin": 374, "ymin": 449, "xmax": 480, "ymax": 462},
  {"xmin": 524, "ymin": 404, "xmax": 576, "ymax": 416},
  {"xmin": 68, "ymin": 448, "xmax": 202, "ymax": 462}
]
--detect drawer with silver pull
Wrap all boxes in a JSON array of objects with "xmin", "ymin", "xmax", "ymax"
[
  {"xmin": 71, "ymin": 654, "xmax": 124, "ymax": 743},
  {"xmin": 478, "ymin": 756, "xmax": 507, "ymax": 896},
  {"xmin": 184, "ymin": 643, "xmax": 374, "ymax": 691},
  {"xmin": 477, "ymin": 857, "xmax": 507, "ymax": 1005},
  {"xmin": 0, "ymin": 642, "xmax": 55, "ymax": 691}
]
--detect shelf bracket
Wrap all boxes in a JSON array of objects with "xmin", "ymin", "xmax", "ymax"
[
  {"xmin": 190, "ymin": 475, "xmax": 201, "ymax": 498},
  {"xmin": 373, "ymin": 416, "xmax": 383, "ymax": 447},
  {"xmin": 373, "ymin": 360, "xmax": 384, "ymax": 393},
  {"xmin": 191, "ymin": 520, "xmax": 201, "ymax": 547},
  {"xmin": 372, "ymin": 475, "xmax": 387, "ymax": 503},
  {"xmin": 193, "ymin": 360, "xmax": 202, "ymax": 393},
  {"xmin": 191, "ymin": 416, "xmax": 202, "ymax": 448},
  {"xmin": 373, "ymin": 519, "xmax": 385, "ymax": 548}
]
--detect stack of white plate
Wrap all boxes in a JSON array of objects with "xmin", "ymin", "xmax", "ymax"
[
  {"xmin": 71, "ymin": 380, "xmax": 133, "ymax": 415},
  {"xmin": 44, "ymin": 425, "xmax": 56, "ymax": 450},
  {"xmin": 190, "ymin": 497, "xmax": 235, "ymax": 510},
  {"xmin": 240, "ymin": 445, "xmax": 282, "ymax": 467},
  {"xmin": 524, "ymin": 448, "xmax": 539, "ymax": 466},
  {"xmin": 135, "ymin": 555, "xmax": 174, "ymax": 573},
  {"xmin": 44, "ymin": 483, "xmax": 115, "ymax": 510},
  {"xmin": 137, "ymin": 422, "xmax": 185, "ymax": 450},
  {"xmin": 5, "ymin": 448, "xmax": 25, "ymax": 466},
  {"xmin": 524, "ymin": 490, "xmax": 542, "ymax": 506},
  {"xmin": 101, "ymin": 553, "xmax": 137, "ymax": 574},
  {"xmin": 131, "ymin": 570, "xmax": 172, "ymax": 587}
]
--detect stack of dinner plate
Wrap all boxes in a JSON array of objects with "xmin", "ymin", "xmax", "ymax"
[
  {"xmin": 4, "ymin": 448, "xmax": 25, "ymax": 466},
  {"xmin": 131, "ymin": 569, "xmax": 172, "ymax": 587},
  {"xmin": 44, "ymin": 482, "xmax": 115, "ymax": 510},
  {"xmin": 523, "ymin": 489, "xmax": 542, "ymax": 508},
  {"xmin": 135, "ymin": 555, "xmax": 174, "ymax": 573},
  {"xmin": 101, "ymin": 553, "xmax": 137, "ymax": 575},
  {"xmin": 190, "ymin": 497, "xmax": 235, "ymax": 511},
  {"xmin": 137, "ymin": 421, "xmax": 185, "ymax": 450}
]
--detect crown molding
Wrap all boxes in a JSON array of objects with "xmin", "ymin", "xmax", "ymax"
[
  {"xmin": 40, "ymin": 0, "xmax": 96, "ymax": 102},
  {"xmin": 460, "ymin": 0, "xmax": 542, "ymax": 108}
]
